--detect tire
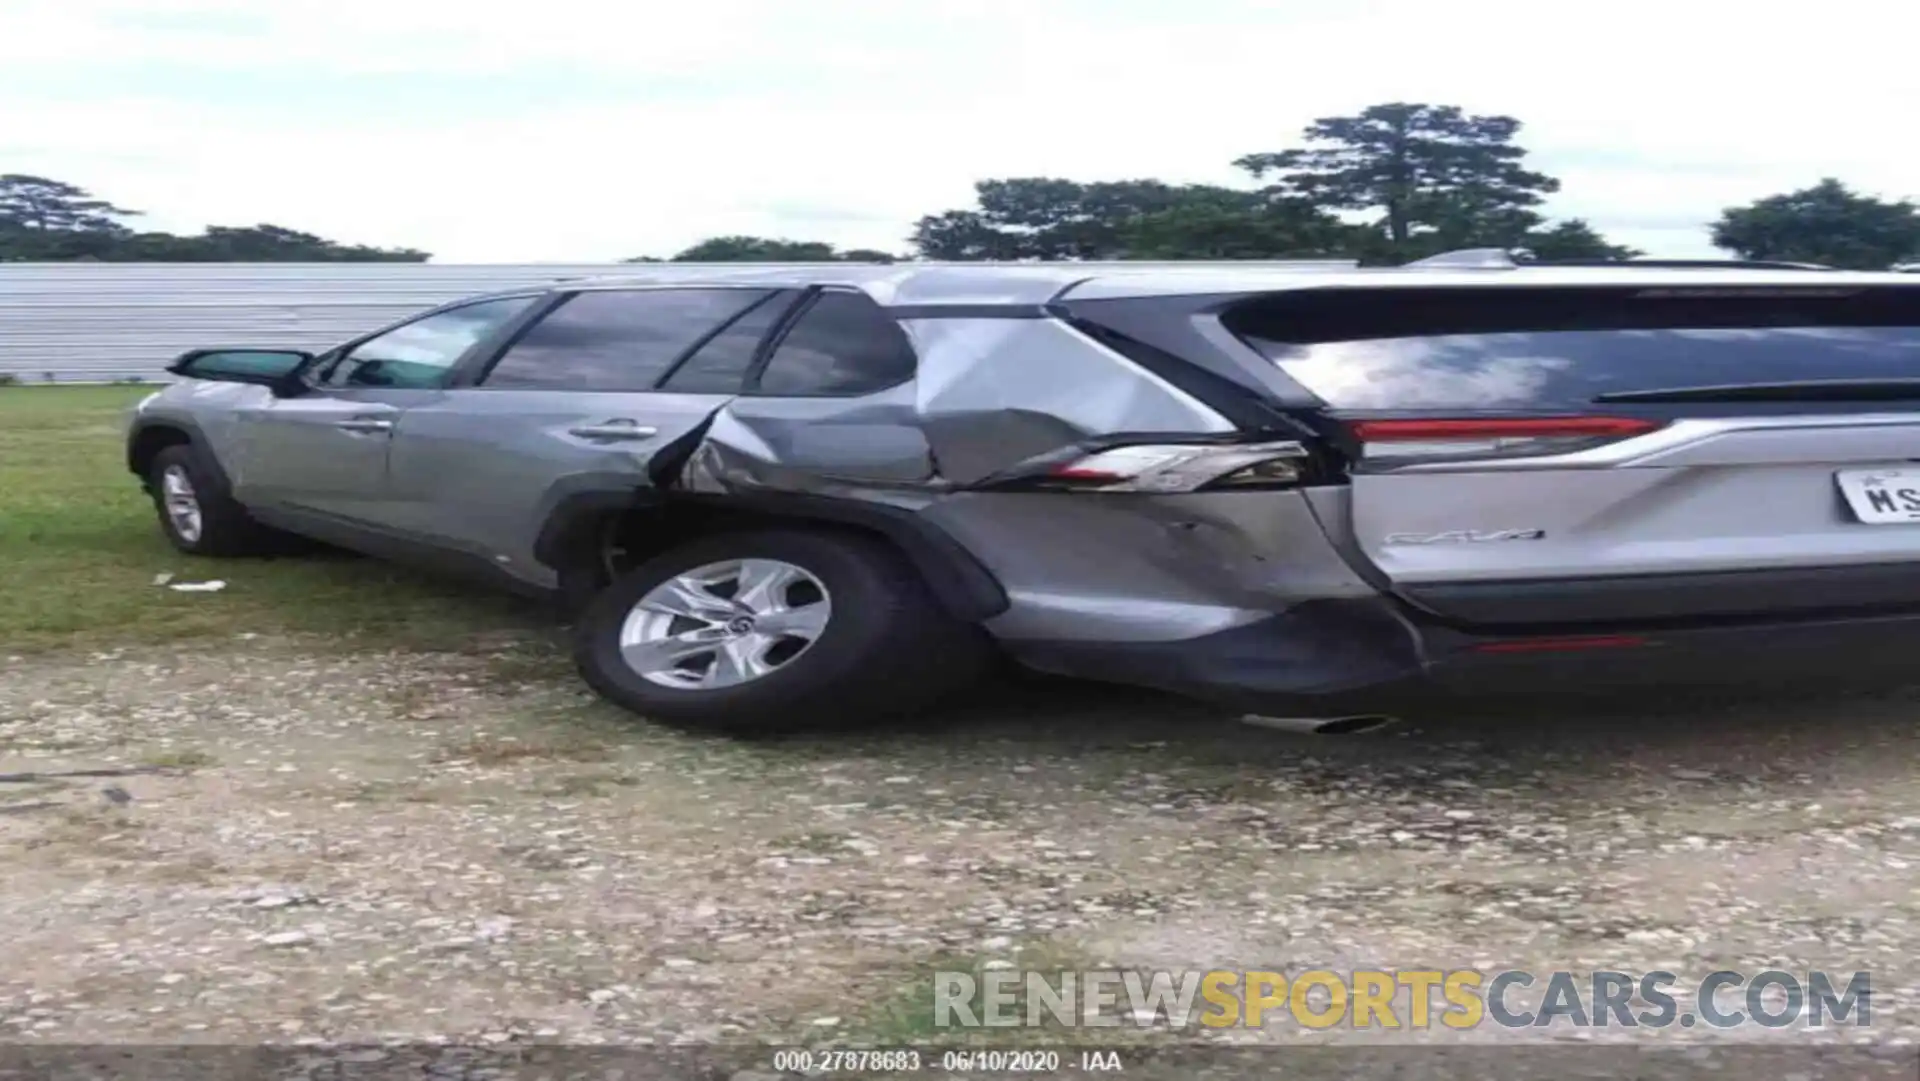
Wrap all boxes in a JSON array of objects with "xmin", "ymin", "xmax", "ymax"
[
  {"xmin": 146, "ymin": 444, "xmax": 280, "ymax": 557},
  {"xmin": 573, "ymin": 528, "xmax": 990, "ymax": 735}
]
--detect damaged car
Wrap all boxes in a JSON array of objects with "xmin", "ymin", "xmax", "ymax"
[{"xmin": 127, "ymin": 258, "xmax": 1920, "ymax": 733}]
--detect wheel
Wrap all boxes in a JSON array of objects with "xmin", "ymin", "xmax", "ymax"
[
  {"xmin": 146, "ymin": 444, "xmax": 279, "ymax": 556},
  {"xmin": 573, "ymin": 528, "xmax": 989, "ymax": 735}
]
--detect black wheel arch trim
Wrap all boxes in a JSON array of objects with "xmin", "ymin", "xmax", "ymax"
[
  {"xmin": 127, "ymin": 415, "xmax": 232, "ymax": 493},
  {"xmin": 704, "ymin": 491, "xmax": 1009, "ymax": 622},
  {"xmin": 533, "ymin": 487, "xmax": 1010, "ymax": 624},
  {"xmin": 531, "ymin": 483, "xmax": 669, "ymax": 573}
]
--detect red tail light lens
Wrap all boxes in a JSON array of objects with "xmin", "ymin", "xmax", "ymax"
[
  {"xmin": 1472, "ymin": 634, "xmax": 1649, "ymax": 654},
  {"xmin": 1346, "ymin": 416, "xmax": 1662, "ymax": 466}
]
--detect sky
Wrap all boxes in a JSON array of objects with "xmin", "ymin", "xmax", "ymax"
[{"xmin": 3, "ymin": 0, "xmax": 1917, "ymax": 264}]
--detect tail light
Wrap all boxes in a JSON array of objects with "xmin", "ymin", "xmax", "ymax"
[
  {"xmin": 1013, "ymin": 440, "xmax": 1313, "ymax": 493},
  {"xmin": 1345, "ymin": 416, "xmax": 1662, "ymax": 467}
]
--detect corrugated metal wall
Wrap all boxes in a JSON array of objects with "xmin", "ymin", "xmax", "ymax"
[
  {"xmin": 0, "ymin": 263, "xmax": 637, "ymax": 382},
  {"xmin": 0, "ymin": 260, "xmax": 1357, "ymax": 383}
]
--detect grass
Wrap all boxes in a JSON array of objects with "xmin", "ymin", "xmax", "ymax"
[{"xmin": 0, "ymin": 386, "xmax": 549, "ymax": 653}]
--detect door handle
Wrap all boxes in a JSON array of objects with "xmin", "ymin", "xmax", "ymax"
[
  {"xmin": 568, "ymin": 420, "xmax": 658, "ymax": 441},
  {"xmin": 335, "ymin": 418, "xmax": 393, "ymax": 434}
]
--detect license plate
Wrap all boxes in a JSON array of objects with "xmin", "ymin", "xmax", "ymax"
[{"xmin": 1836, "ymin": 468, "xmax": 1920, "ymax": 523}]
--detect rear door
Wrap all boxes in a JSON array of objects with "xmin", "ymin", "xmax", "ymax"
[
  {"xmin": 382, "ymin": 286, "xmax": 803, "ymax": 579},
  {"xmin": 1223, "ymin": 282, "xmax": 1920, "ymax": 626}
]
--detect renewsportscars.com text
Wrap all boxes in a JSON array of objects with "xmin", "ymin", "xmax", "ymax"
[{"xmin": 933, "ymin": 968, "xmax": 1872, "ymax": 1030}]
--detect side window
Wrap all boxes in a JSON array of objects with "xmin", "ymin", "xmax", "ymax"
[
  {"xmin": 481, "ymin": 289, "xmax": 769, "ymax": 391},
  {"xmin": 323, "ymin": 297, "xmax": 533, "ymax": 389},
  {"xmin": 751, "ymin": 290, "xmax": 916, "ymax": 396},
  {"xmin": 659, "ymin": 290, "xmax": 802, "ymax": 394}
]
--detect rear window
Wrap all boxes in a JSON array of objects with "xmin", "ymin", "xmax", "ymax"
[{"xmin": 1223, "ymin": 286, "xmax": 1920, "ymax": 410}]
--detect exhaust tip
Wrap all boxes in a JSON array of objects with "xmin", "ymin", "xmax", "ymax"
[{"xmin": 1239, "ymin": 713, "xmax": 1400, "ymax": 736}]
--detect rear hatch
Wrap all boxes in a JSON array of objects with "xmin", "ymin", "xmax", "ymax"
[{"xmin": 1217, "ymin": 282, "xmax": 1920, "ymax": 628}]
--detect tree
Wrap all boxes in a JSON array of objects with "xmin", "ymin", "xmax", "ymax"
[
  {"xmin": 912, "ymin": 178, "xmax": 1201, "ymax": 260},
  {"xmin": 0, "ymin": 174, "xmax": 139, "ymax": 233},
  {"xmin": 910, "ymin": 178, "xmax": 1350, "ymax": 260},
  {"xmin": 1519, "ymin": 219, "xmax": 1640, "ymax": 262},
  {"xmin": 668, "ymin": 236, "xmax": 841, "ymax": 262},
  {"xmin": 627, "ymin": 237, "xmax": 901, "ymax": 262},
  {"xmin": 0, "ymin": 228, "xmax": 124, "ymax": 261},
  {"xmin": 80, "ymin": 224, "xmax": 427, "ymax": 262},
  {"xmin": 1711, "ymin": 179, "xmax": 1920, "ymax": 269},
  {"xmin": 0, "ymin": 172, "xmax": 429, "ymax": 262},
  {"xmin": 910, "ymin": 210, "xmax": 1028, "ymax": 260},
  {"xmin": 965, "ymin": 178, "xmax": 1194, "ymax": 259},
  {"xmin": 1115, "ymin": 194, "xmax": 1355, "ymax": 259},
  {"xmin": 0, "ymin": 223, "xmax": 428, "ymax": 262},
  {"xmin": 181, "ymin": 224, "xmax": 428, "ymax": 262},
  {"xmin": 1235, "ymin": 103, "xmax": 1560, "ymax": 255}
]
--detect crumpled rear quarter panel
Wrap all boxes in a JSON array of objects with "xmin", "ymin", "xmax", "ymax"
[{"xmin": 675, "ymin": 314, "xmax": 1369, "ymax": 643}]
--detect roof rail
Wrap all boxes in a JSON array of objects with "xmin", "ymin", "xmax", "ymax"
[
  {"xmin": 1534, "ymin": 257, "xmax": 1837, "ymax": 271},
  {"xmin": 1403, "ymin": 248, "xmax": 1522, "ymax": 269},
  {"xmin": 1404, "ymin": 250, "xmax": 1840, "ymax": 272}
]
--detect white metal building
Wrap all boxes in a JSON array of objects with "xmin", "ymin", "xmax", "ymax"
[
  {"xmin": 0, "ymin": 260, "xmax": 1356, "ymax": 383},
  {"xmin": 0, "ymin": 263, "xmax": 630, "ymax": 383}
]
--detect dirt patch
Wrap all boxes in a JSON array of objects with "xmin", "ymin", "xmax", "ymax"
[{"xmin": 1, "ymin": 640, "xmax": 1917, "ymax": 1063}]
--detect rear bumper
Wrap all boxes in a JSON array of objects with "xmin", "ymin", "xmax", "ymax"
[
  {"xmin": 1003, "ymin": 598, "xmax": 1920, "ymax": 713},
  {"xmin": 1004, "ymin": 599, "xmax": 1429, "ymax": 711}
]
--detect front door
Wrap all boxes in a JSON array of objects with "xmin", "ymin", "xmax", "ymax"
[{"xmin": 230, "ymin": 296, "xmax": 539, "ymax": 528}]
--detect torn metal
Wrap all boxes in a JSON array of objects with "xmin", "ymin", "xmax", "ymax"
[{"xmin": 677, "ymin": 315, "xmax": 1234, "ymax": 500}]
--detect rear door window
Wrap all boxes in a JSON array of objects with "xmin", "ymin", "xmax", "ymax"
[
  {"xmin": 750, "ymin": 290, "xmax": 916, "ymax": 396},
  {"xmin": 659, "ymin": 290, "xmax": 802, "ymax": 394},
  {"xmin": 1223, "ymin": 286, "xmax": 1920, "ymax": 411},
  {"xmin": 481, "ymin": 288, "xmax": 769, "ymax": 391}
]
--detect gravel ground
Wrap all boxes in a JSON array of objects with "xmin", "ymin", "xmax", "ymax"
[{"xmin": 1, "ymin": 636, "xmax": 1917, "ymax": 1078}]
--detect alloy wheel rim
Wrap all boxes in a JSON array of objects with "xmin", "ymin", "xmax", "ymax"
[
  {"xmin": 618, "ymin": 558, "xmax": 833, "ymax": 690},
  {"xmin": 160, "ymin": 465, "xmax": 203, "ymax": 543}
]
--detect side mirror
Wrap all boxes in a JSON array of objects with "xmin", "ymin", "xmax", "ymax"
[{"xmin": 166, "ymin": 348, "xmax": 313, "ymax": 389}]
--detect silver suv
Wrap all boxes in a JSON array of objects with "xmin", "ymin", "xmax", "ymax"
[{"xmin": 127, "ymin": 257, "xmax": 1920, "ymax": 733}]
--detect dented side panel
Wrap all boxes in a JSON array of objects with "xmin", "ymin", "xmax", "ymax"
[
  {"xmin": 681, "ymin": 316, "xmax": 1235, "ymax": 497},
  {"xmin": 920, "ymin": 490, "xmax": 1378, "ymax": 643},
  {"xmin": 679, "ymin": 385, "xmax": 939, "ymax": 501},
  {"xmin": 674, "ymin": 313, "xmax": 1361, "ymax": 642},
  {"xmin": 384, "ymin": 387, "xmax": 737, "ymax": 587}
]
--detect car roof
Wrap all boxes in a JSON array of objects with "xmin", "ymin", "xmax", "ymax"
[
  {"xmin": 504, "ymin": 259, "xmax": 1920, "ymax": 309},
  {"xmin": 538, "ymin": 261, "xmax": 1358, "ymax": 307},
  {"xmin": 1057, "ymin": 264, "xmax": 1920, "ymax": 300}
]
